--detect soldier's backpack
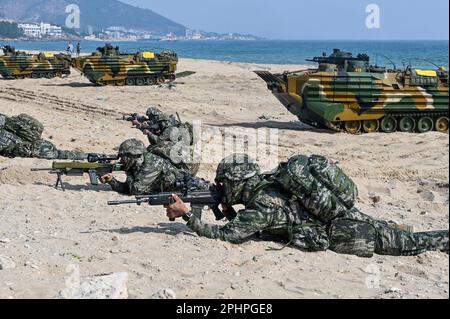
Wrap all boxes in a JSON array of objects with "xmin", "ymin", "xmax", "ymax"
[
  {"xmin": 273, "ymin": 155, "xmax": 358, "ymax": 223},
  {"xmin": 0, "ymin": 114, "xmax": 6, "ymax": 129},
  {"xmin": 4, "ymin": 114, "xmax": 44, "ymax": 143}
]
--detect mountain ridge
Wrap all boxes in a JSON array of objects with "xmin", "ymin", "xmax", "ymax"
[{"xmin": 0, "ymin": 0, "xmax": 186, "ymax": 35}]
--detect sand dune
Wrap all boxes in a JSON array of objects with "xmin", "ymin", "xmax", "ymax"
[{"xmin": 0, "ymin": 59, "xmax": 448, "ymax": 299}]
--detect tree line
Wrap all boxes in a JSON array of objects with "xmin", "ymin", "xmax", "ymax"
[{"xmin": 0, "ymin": 21, "xmax": 24, "ymax": 38}]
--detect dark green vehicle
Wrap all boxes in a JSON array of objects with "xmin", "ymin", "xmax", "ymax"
[
  {"xmin": 256, "ymin": 49, "xmax": 449, "ymax": 134},
  {"xmin": 0, "ymin": 45, "xmax": 71, "ymax": 79},
  {"xmin": 71, "ymin": 44, "xmax": 178, "ymax": 86}
]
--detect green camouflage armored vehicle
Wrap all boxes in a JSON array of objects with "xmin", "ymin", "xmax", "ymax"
[
  {"xmin": 255, "ymin": 49, "xmax": 449, "ymax": 134},
  {"xmin": 0, "ymin": 45, "xmax": 71, "ymax": 79},
  {"xmin": 71, "ymin": 44, "xmax": 178, "ymax": 86}
]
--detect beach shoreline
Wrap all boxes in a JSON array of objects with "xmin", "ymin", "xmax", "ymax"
[{"xmin": 0, "ymin": 58, "xmax": 448, "ymax": 299}]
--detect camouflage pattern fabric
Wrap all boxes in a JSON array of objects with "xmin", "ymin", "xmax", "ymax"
[
  {"xmin": 108, "ymin": 151, "xmax": 208, "ymax": 195},
  {"xmin": 216, "ymin": 154, "xmax": 260, "ymax": 182},
  {"xmin": 0, "ymin": 129, "xmax": 25, "ymax": 156},
  {"xmin": 148, "ymin": 123, "xmax": 200, "ymax": 176},
  {"xmin": 136, "ymin": 112, "xmax": 200, "ymax": 176},
  {"xmin": 214, "ymin": 154, "xmax": 261, "ymax": 206},
  {"xmin": 31, "ymin": 139, "xmax": 87, "ymax": 160},
  {"xmin": 0, "ymin": 132, "xmax": 86, "ymax": 160},
  {"xmin": 1, "ymin": 114, "xmax": 86, "ymax": 160},
  {"xmin": 329, "ymin": 208, "xmax": 449, "ymax": 257},
  {"xmin": 273, "ymin": 154, "xmax": 358, "ymax": 222},
  {"xmin": 0, "ymin": 114, "xmax": 6, "ymax": 129},
  {"xmin": 4, "ymin": 114, "xmax": 44, "ymax": 142},
  {"xmin": 187, "ymin": 178, "xmax": 330, "ymax": 251},
  {"xmin": 118, "ymin": 139, "xmax": 146, "ymax": 156},
  {"xmin": 187, "ymin": 171, "xmax": 449, "ymax": 257}
]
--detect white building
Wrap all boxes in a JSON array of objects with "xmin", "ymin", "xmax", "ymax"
[{"xmin": 18, "ymin": 22, "xmax": 62, "ymax": 38}]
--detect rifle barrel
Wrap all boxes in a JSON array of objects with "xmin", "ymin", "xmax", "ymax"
[{"xmin": 108, "ymin": 200, "xmax": 144, "ymax": 206}]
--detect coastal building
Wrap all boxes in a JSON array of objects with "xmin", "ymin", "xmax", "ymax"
[{"xmin": 18, "ymin": 22, "xmax": 62, "ymax": 38}]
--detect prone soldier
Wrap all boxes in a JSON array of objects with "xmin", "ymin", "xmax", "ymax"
[
  {"xmin": 99, "ymin": 138, "xmax": 207, "ymax": 196},
  {"xmin": 164, "ymin": 154, "xmax": 449, "ymax": 258},
  {"xmin": 0, "ymin": 113, "xmax": 87, "ymax": 160}
]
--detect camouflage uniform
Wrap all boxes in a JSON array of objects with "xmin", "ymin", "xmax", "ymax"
[
  {"xmin": 135, "ymin": 107, "xmax": 200, "ymax": 176},
  {"xmin": 107, "ymin": 139, "xmax": 208, "ymax": 196},
  {"xmin": 186, "ymin": 154, "xmax": 449, "ymax": 257},
  {"xmin": 0, "ymin": 114, "xmax": 86, "ymax": 160}
]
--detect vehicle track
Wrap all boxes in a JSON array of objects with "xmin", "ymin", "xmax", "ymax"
[{"xmin": 0, "ymin": 87, "xmax": 119, "ymax": 118}]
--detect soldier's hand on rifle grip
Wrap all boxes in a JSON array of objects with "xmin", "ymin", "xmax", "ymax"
[
  {"xmin": 165, "ymin": 194, "xmax": 190, "ymax": 221},
  {"xmin": 99, "ymin": 173, "xmax": 114, "ymax": 184}
]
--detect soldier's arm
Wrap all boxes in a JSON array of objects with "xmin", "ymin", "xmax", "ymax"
[
  {"xmin": 186, "ymin": 208, "xmax": 271, "ymax": 244},
  {"xmin": 107, "ymin": 178, "xmax": 131, "ymax": 195},
  {"xmin": 146, "ymin": 132, "xmax": 160, "ymax": 145},
  {"xmin": 128, "ymin": 170, "xmax": 162, "ymax": 195},
  {"xmin": 56, "ymin": 150, "xmax": 87, "ymax": 160}
]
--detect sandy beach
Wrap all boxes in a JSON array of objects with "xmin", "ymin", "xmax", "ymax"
[{"xmin": 0, "ymin": 58, "xmax": 448, "ymax": 299}]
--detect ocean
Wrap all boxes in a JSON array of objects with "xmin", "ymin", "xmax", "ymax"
[{"xmin": 5, "ymin": 40, "xmax": 449, "ymax": 69}]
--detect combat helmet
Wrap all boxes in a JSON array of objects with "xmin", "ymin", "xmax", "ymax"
[
  {"xmin": 216, "ymin": 154, "xmax": 261, "ymax": 205},
  {"xmin": 4, "ymin": 114, "xmax": 44, "ymax": 142},
  {"xmin": 216, "ymin": 154, "xmax": 260, "ymax": 182},
  {"xmin": 118, "ymin": 139, "xmax": 146, "ymax": 156},
  {"xmin": 146, "ymin": 106, "xmax": 164, "ymax": 119},
  {"xmin": 0, "ymin": 114, "xmax": 6, "ymax": 129}
]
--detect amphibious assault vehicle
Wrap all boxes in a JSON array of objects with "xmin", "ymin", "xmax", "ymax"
[
  {"xmin": 0, "ymin": 45, "xmax": 71, "ymax": 79},
  {"xmin": 255, "ymin": 49, "xmax": 449, "ymax": 134},
  {"xmin": 71, "ymin": 44, "xmax": 178, "ymax": 86}
]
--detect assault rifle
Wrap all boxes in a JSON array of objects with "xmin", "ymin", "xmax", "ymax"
[
  {"xmin": 31, "ymin": 153, "xmax": 122, "ymax": 191},
  {"xmin": 117, "ymin": 113, "xmax": 147, "ymax": 123},
  {"xmin": 108, "ymin": 184, "xmax": 236, "ymax": 222},
  {"xmin": 117, "ymin": 113, "xmax": 161, "ymax": 132}
]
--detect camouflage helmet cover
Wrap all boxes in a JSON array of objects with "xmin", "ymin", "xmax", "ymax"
[
  {"xmin": 0, "ymin": 114, "xmax": 7, "ymax": 129},
  {"xmin": 118, "ymin": 139, "xmax": 146, "ymax": 156},
  {"xmin": 216, "ymin": 154, "xmax": 260, "ymax": 182},
  {"xmin": 4, "ymin": 114, "xmax": 44, "ymax": 142},
  {"xmin": 146, "ymin": 106, "xmax": 164, "ymax": 118}
]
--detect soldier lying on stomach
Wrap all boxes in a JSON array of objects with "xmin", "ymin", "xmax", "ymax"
[
  {"xmin": 0, "ymin": 113, "xmax": 86, "ymax": 160},
  {"xmin": 99, "ymin": 138, "xmax": 208, "ymax": 196},
  {"xmin": 164, "ymin": 154, "xmax": 449, "ymax": 258}
]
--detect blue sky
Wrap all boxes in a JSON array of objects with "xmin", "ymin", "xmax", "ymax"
[{"xmin": 120, "ymin": 0, "xmax": 449, "ymax": 40}]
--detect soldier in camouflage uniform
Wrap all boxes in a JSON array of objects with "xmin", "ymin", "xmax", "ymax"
[
  {"xmin": 132, "ymin": 106, "xmax": 200, "ymax": 176},
  {"xmin": 100, "ymin": 138, "xmax": 208, "ymax": 196},
  {"xmin": 165, "ymin": 154, "xmax": 449, "ymax": 258},
  {"xmin": 0, "ymin": 113, "xmax": 87, "ymax": 160}
]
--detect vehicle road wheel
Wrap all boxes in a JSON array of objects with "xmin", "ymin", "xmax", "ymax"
[
  {"xmin": 115, "ymin": 80, "xmax": 125, "ymax": 86},
  {"xmin": 380, "ymin": 116, "xmax": 397, "ymax": 133},
  {"xmin": 399, "ymin": 116, "xmax": 416, "ymax": 133},
  {"xmin": 362, "ymin": 120, "xmax": 380, "ymax": 133},
  {"xmin": 435, "ymin": 117, "xmax": 449, "ymax": 133},
  {"xmin": 344, "ymin": 121, "xmax": 362, "ymax": 134},
  {"xmin": 126, "ymin": 78, "xmax": 135, "ymax": 86},
  {"xmin": 156, "ymin": 76, "xmax": 165, "ymax": 85},
  {"xmin": 31, "ymin": 73, "xmax": 39, "ymax": 79},
  {"xmin": 417, "ymin": 117, "xmax": 434, "ymax": 133},
  {"xmin": 136, "ymin": 78, "xmax": 145, "ymax": 86}
]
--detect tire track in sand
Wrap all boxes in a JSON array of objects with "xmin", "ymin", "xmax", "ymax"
[{"xmin": 0, "ymin": 87, "xmax": 119, "ymax": 118}]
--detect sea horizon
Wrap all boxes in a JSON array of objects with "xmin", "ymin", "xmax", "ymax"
[{"xmin": 3, "ymin": 39, "xmax": 449, "ymax": 69}]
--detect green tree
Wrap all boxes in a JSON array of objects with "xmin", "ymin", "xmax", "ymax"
[{"xmin": 0, "ymin": 21, "xmax": 24, "ymax": 39}]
